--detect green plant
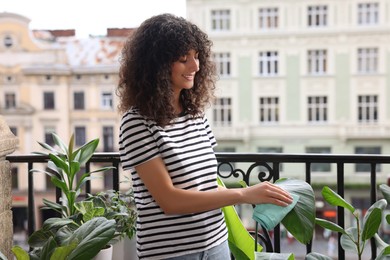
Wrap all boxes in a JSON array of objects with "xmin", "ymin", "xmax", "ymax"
[
  {"xmin": 12, "ymin": 217, "xmax": 116, "ymax": 260},
  {"xmin": 82, "ymin": 189, "xmax": 137, "ymax": 242},
  {"xmin": 33, "ymin": 133, "xmax": 114, "ymax": 217},
  {"xmin": 9, "ymin": 133, "xmax": 124, "ymax": 260},
  {"xmin": 315, "ymin": 185, "xmax": 390, "ymax": 260}
]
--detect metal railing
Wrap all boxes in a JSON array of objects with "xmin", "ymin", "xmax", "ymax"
[{"xmin": 6, "ymin": 152, "xmax": 390, "ymax": 260}]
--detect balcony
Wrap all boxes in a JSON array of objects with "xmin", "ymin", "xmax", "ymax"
[{"xmin": 5, "ymin": 152, "xmax": 390, "ymax": 259}]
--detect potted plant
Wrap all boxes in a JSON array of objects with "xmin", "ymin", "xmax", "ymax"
[{"xmin": 9, "ymin": 133, "xmax": 133, "ymax": 260}]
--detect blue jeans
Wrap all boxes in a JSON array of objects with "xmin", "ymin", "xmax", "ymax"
[{"xmin": 164, "ymin": 240, "xmax": 230, "ymax": 260}]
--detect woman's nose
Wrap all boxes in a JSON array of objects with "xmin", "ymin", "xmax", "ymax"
[{"xmin": 188, "ymin": 57, "xmax": 200, "ymax": 72}]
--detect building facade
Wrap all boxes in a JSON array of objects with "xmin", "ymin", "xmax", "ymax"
[
  {"xmin": 187, "ymin": 0, "xmax": 390, "ymax": 187},
  {"xmin": 0, "ymin": 12, "xmax": 132, "ymax": 232}
]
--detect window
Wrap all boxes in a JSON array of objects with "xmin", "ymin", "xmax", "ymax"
[
  {"xmin": 44, "ymin": 127, "xmax": 56, "ymax": 147},
  {"xmin": 213, "ymin": 52, "xmax": 231, "ymax": 77},
  {"xmin": 358, "ymin": 3, "xmax": 379, "ymax": 25},
  {"xmin": 306, "ymin": 147, "xmax": 331, "ymax": 172},
  {"xmin": 43, "ymin": 92, "xmax": 55, "ymax": 110},
  {"xmin": 308, "ymin": 50, "xmax": 327, "ymax": 75},
  {"xmin": 213, "ymin": 98, "xmax": 232, "ymax": 126},
  {"xmin": 307, "ymin": 5, "xmax": 327, "ymax": 27},
  {"xmin": 308, "ymin": 96, "xmax": 327, "ymax": 123},
  {"xmin": 357, "ymin": 48, "xmax": 378, "ymax": 73},
  {"xmin": 101, "ymin": 92, "xmax": 113, "ymax": 109},
  {"xmin": 211, "ymin": 10, "xmax": 231, "ymax": 31},
  {"xmin": 103, "ymin": 126, "xmax": 114, "ymax": 152},
  {"xmin": 259, "ymin": 97, "xmax": 279, "ymax": 123},
  {"xmin": 258, "ymin": 8, "xmax": 278, "ymax": 29},
  {"xmin": 73, "ymin": 92, "xmax": 85, "ymax": 110},
  {"xmin": 3, "ymin": 35, "xmax": 13, "ymax": 48},
  {"xmin": 259, "ymin": 51, "xmax": 278, "ymax": 76},
  {"xmin": 5, "ymin": 92, "xmax": 16, "ymax": 109},
  {"xmin": 9, "ymin": 126, "xmax": 17, "ymax": 136},
  {"xmin": 75, "ymin": 126, "xmax": 86, "ymax": 146},
  {"xmin": 358, "ymin": 95, "xmax": 378, "ymax": 123},
  {"xmin": 355, "ymin": 146, "xmax": 381, "ymax": 172}
]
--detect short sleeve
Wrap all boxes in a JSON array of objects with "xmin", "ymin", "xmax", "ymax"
[
  {"xmin": 203, "ymin": 115, "xmax": 217, "ymax": 148},
  {"xmin": 119, "ymin": 111, "xmax": 160, "ymax": 170}
]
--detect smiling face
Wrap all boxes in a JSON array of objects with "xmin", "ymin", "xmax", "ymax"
[{"xmin": 171, "ymin": 49, "xmax": 200, "ymax": 96}]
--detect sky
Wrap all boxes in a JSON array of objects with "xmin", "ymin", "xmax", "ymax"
[{"xmin": 1, "ymin": 0, "xmax": 187, "ymax": 38}]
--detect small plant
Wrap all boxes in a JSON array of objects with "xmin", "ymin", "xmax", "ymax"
[
  {"xmin": 83, "ymin": 189, "xmax": 137, "ymax": 242},
  {"xmin": 315, "ymin": 185, "xmax": 390, "ymax": 260},
  {"xmin": 32, "ymin": 133, "xmax": 114, "ymax": 217}
]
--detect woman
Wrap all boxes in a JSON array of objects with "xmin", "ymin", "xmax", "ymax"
[{"xmin": 117, "ymin": 13, "xmax": 292, "ymax": 260}]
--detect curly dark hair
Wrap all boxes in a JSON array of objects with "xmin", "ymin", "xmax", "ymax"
[{"xmin": 116, "ymin": 13, "xmax": 216, "ymax": 126}]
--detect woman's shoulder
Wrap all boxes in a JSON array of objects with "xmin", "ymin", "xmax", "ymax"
[{"xmin": 121, "ymin": 107, "xmax": 157, "ymax": 129}]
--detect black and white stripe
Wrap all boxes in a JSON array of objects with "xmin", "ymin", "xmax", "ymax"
[{"xmin": 119, "ymin": 108, "xmax": 228, "ymax": 259}]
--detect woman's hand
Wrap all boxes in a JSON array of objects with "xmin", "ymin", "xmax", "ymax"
[{"xmin": 239, "ymin": 181, "xmax": 293, "ymax": 206}]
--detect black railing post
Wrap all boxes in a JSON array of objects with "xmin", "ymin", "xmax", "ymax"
[
  {"xmin": 370, "ymin": 163, "xmax": 377, "ymax": 259},
  {"xmin": 337, "ymin": 162, "xmax": 345, "ymax": 260},
  {"xmin": 27, "ymin": 162, "xmax": 35, "ymax": 237}
]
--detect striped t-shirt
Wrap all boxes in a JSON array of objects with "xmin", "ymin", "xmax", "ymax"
[{"xmin": 119, "ymin": 108, "xmax": 228, "ymax": 259}]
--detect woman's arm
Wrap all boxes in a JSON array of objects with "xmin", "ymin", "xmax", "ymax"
[{"xmin": 136, "ymin": 156, "xmax": 293, "ymax": 215}]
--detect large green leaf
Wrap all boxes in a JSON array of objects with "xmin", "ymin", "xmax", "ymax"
[
  {"xmin": 66, "ymin": 217, "xmax": 115, "ymax": 260},
  {"xmin": 275, "ymin": 179, "xmax": 316, "ymax": 244},
  {"xmin": 321, "ymin": 186, "xmax": 355, "ymax": 214},
  {"xmin": 217, "ymin": 178, "xmax": 262, "ymax": 260}
]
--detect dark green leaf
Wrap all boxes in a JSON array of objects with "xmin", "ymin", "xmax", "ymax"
[
  {"xmin": 42, "ymin": 199, "xmax": 66, "ymax": 216},
  {"xmin": 41, "ymin": 218, "xmax": 75, "ymax": 232},
  {"xmin": 275, "ymin": 179, "xmax": 316, "ymax": 244},
  {"xmin": 51, "ymin": 176, "xmax": 69, "ymax": 194},
  {"xmin": 66, "ymin": 217, "xmax": 116, "ymax": 260},
  {"xmin": 69, "ymin": 161, "xmax": 81, "ymax": 180},
  {"xmin": 362, "ymin": 207, "xmax": 382, "ymax": 241},
  {"xmin": 322, "ymin": 186, "xmax": 355, "ymax": 214},
  {"xmin": 315, "ymin": 218, "xmax": 346, "ymax": 234},
  {"xmin": 49, "ymin": 154, "xmax": 69, "ymax": 175},
  {"xmin": 39, "ymin": 236, "xmax": 57, "ymax": 260}
]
